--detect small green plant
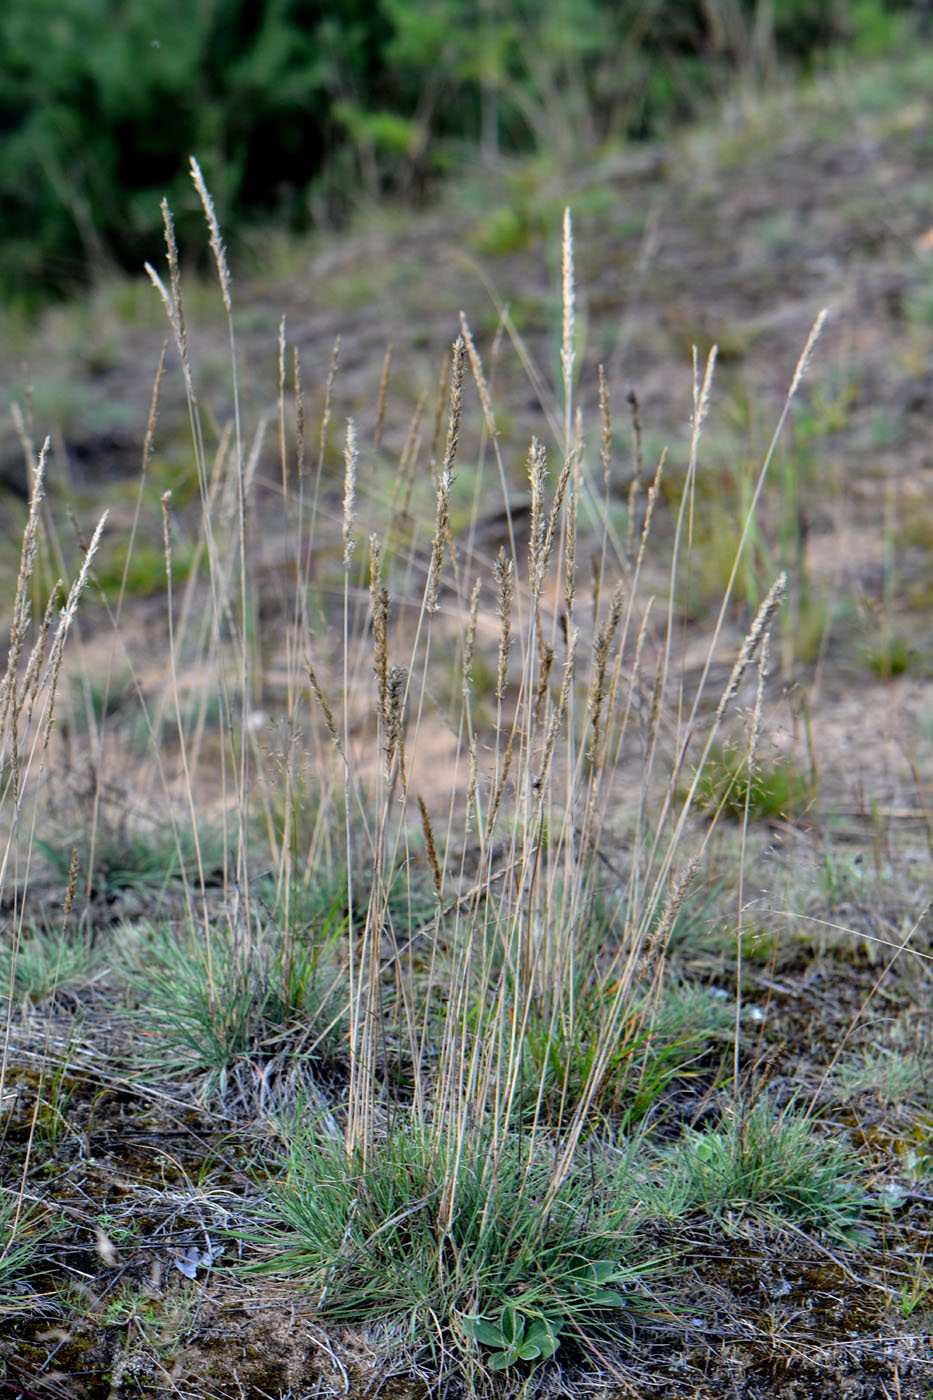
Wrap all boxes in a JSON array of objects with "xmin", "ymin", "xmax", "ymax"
[
  {"xmin": 462, "ymin": 1256, "xmax": 637, "ymax": 1368},
  {"xmin": 100, "ymin": 1278, "xmax": 200, "ymax": 1383},
  {"xmin": 94, "ymin": 1212, "xmax": 138, "ymax": 1248},
  {"xmin": 864, "ymin": 633, "xmax": 911, "ymax": 680},
  {"xmin": 462, "ymin": 1303, "xmax": 563, "ymax": 1369},
  {"xmin": 900, "ymin": 1262, "xmax": 933, "ymax": 1319},
  {"xmin": 691, "ymin": 743, "xmax": 815, "ymax": 822}
]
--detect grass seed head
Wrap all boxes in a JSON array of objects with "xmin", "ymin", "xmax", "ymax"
[
  {"xmin": 190, "ymin": 156, "xmax": 232, "ymax": 313},
  {"xmin": 342, "ymin": 419, "xmax": 358, "ymax": 567},
  {"xmin": 495, "ymin": 548, "xmax": 513, "ymax": 702}
]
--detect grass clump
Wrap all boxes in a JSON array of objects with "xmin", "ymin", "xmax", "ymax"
[
  {"xmin": 864, "ymin": 633, "xmax": 912, "ymax": 680},
  {"xmin": 835, "ymin": 1048, "xmax": 930, "ymax": 1108},
  {"xmin": 653, "ymin": 1096, "xmax": 869, "ymax": 1239},
  {"xmin": 514, "ymin": 972, "xmax": 733, "ymax": 1133},
  {"xmin": 0, "ymin": 1193, "xmax": 47, "ymax": 1315},
  {"xmin": 128, "ymin": 184, "xmax": 835, "ymax": 1373},
  {"xmin": 255, "ymin": 1119, "xmax": 648, "ymax": 1370},
  {"xmin": 35, "ymin": 811, "xmax": 228, "ymax": 907},
  {"xmin": 690, "ymin": 742, "xmax": 815, "ymax": 822},
  {"xmin": 0, "ymin": 924, "xmax": 96, "ymax": 1005},
  {"xmin": 123, "ymin": 920, "xmax": 350, "ymax": 1101}
]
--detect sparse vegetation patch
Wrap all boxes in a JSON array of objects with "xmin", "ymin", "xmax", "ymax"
[{"xmin": 1, "ymin": 41, "xmax": 932, "ymax": 1400}]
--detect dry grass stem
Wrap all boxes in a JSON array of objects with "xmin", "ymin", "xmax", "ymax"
[
  {"xmin": 317, "ymin": 336, "xmax": 341, "ymax": 482},
  {"xmin": 560, "ymin": 207, "xmax": 575, "ymax": 451},
  {"xmin": 375, "ymin": 345, "xmax": 393, "ymax": 450}
]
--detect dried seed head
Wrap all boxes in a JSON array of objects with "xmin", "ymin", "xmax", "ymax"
[
  {"xmin": 443, "ymin": 336, "xmax": 465, "ymax": 467},
  {"xmin": 465, "ymin": 736, "xmax": 478, "ymax": 834},
  {"xmin": 463, "ymin": 578, "xmax": 481, "ymax": 699},
  {"xmin": 715, "ymin": 573, "xmax": 786, "ymax": 724},
  {"xmin": 317, "ymin": 337, "xmax": 341, "ymax": 480},
  {"xmin": 588, "ymin": 578, "xmax": 625, "ymax": 762},
  {"xmin": 418, "ymin": 794, "xmax": 443, "ymax": 902},
  {"xmin": 494, "ymin": 548, "xmax": 513, "ymax": 702},
  {"xmin": 749, "ymin": 629, "xmax": 771, "ymax": 770},
  {"xmin": 384, "ymin": 664, "xmax": 408, "ymax": 786},
  {"xmin": 426, "ymin": 469, "xmax": 451, "ymax": 614},
  {"xmin": 190, "ymin": 156, "xmax": 232, "ymax": 313},
  {"xmin": 527, "ymin": 437, "xmax": 548, "ymax": 593},
  {"xmin": 370, "ymin": 535, "xmax": 389, "ymax": 720},
  {"xmin": 628, "ymin": 386, "xmax": 643, "ymax": 486},
  {"xmin": 306, "ymin": 659, "xmax": 342, "ymax": 753},
  {"xmin": 633, "ymin": 451, "xmax": 664, "ymax": 578},
  {"xmin": 459, "ymin": 313, "xmax": 497, "ymax": 440},
  {"xmin": 342, "ymin": 419, "xmax": 358, "ymax": 567},
  {"xmin": 646, "ymin": 856, "xmax": 700, "ymax": 968},
  {"xmin": 21, "ymin": 585, "xmax": 58, "ymax": 730},
  {"xmin": 691, "ymin": 344, "xmax": 717, "ymax": 440},
  {"xmin": 598, "ymin": 366, "xmax": 612, "ymax": 492},
  {"xmin": 142, "ymin": 341, "xmax": 168, "ymax": 473},
  {"xmin": 564, "ymin": 486, "xmax": 577, "ymax": 621},
  {"xmin": 426, "ymin": 340, "xmax": 463, "ymax": 613},
  {"xmin": 5, "ymin": 444, "xmax": 47, "ymax": 702},
  {"xmin": 540, "ymin": 435, "xmax": 576, "ymax": 587},
  {"xmin": 63, "ymin": 847, "xmax": 79, "ymax": 917},
  {"xmin": 161, "ymin": 489, "xmax": 174, "ymax": 578},
  {"xmin": 160, "ymin": 199, "xmax": 187, "ymax": 362},
  {"xmin": 790, "ymin": 308, "xmax": 828, "ymax": 397}
]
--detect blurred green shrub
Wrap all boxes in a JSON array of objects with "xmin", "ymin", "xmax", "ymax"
[
  {"xmin": 0, "ymin": 0, "xmax": 387, "ymax": 296},
  {"xmin": 0, "ymin": 0, "xmax": 920, "ymax": 300}
]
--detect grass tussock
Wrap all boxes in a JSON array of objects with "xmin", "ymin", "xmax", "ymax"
[
  {"xmin": 255, "ymin": 1119, "xmax": 649, "ymax": 1368},
  {"xmin": 649, "ymin": 1095, "xmax": 869, "ymax": 1240}
]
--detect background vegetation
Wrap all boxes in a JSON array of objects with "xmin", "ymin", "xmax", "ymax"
[{"xmin": 0, "ymin": 0, "xmax": 925, "ymax": 299}]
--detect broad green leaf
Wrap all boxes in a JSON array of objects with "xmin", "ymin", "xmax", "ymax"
[
  {"xmin": 518, "ymin": 1339, "xmax": 544, "ymax": 1360},
  {"xmin": 500, "ymin": 1305, "xmax": 523, "ymax": 1344},
  {"xmin": 462, "ymin": 1315, "xmax": 504, "ymax": 1346},
  {"xmin": 592, "ymin": 1286, "xmax": 629, "ymax": 1307}
]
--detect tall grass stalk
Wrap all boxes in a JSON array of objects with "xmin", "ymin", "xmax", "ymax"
[{"xmin": 0, "ymin": 449, "xmax": 105, "ymax": 1271}]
